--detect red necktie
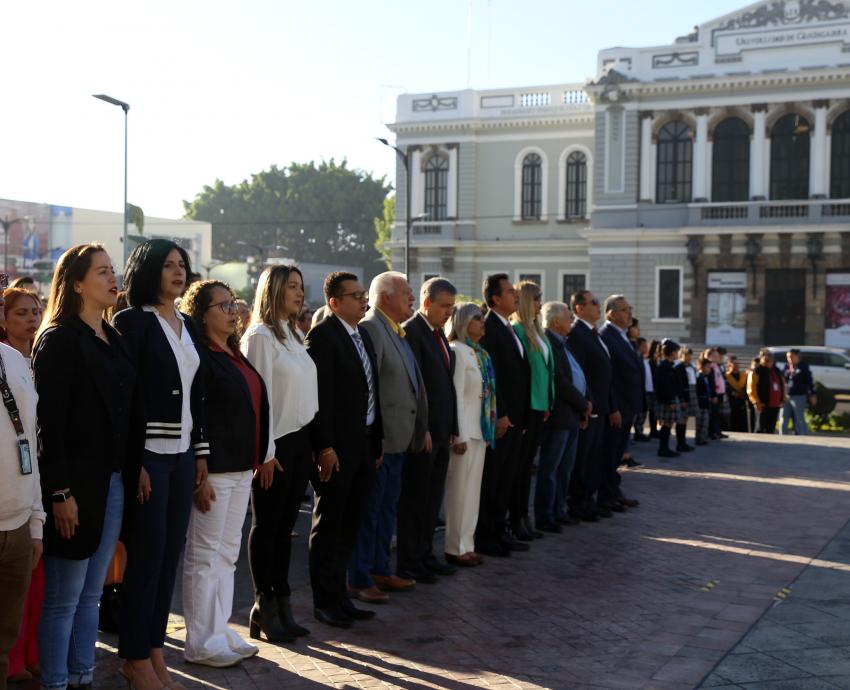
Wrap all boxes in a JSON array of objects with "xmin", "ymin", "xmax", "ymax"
[{"xmin": 433, "ymin": 328, "xmax": 450, "ymax": 368}]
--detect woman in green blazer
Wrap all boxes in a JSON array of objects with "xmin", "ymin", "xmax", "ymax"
[{"xmin": 511, "ymin": 281, "xmax": 554, "ymax": 541}]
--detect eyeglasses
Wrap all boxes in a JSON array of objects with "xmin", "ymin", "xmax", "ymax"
[
  {"xmin": 207, "ymin": 300, "xmax": 239, "ymax": 314},
  {"xmin": 340, "ymin": 291, "xmax": 368, "ymax": 301}
]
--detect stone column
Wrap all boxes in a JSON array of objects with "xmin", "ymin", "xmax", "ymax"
[
  {"xmin": 750, "ymin": 104, "xmax": 768, "ymax": 200},
  {"xmin": 693, "ymin": 109, "xmax": 709, "ymax": 202},
  {"xmin": 639, "ymin": 111, "xmax": 653, "ymax": 202},
  {"xmin": 810, "ymin": 100, "xmax": 829, "ymax": 199}
]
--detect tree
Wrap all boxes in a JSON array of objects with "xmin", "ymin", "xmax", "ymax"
[
  {"xmin": 374, "ymin": 195, "xmax": 395, "ymax": 269},
  {"xmin": 183, "ymin": 160, "xmax": 390, "ymax": 278}
]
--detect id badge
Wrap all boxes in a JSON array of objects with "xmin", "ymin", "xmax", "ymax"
[
  {"xmin": 773, "ymin": 382, "xmax": 779, "ymax": 392},
  {"xmin": 18, "ymin": 439, "xmax": 32, "ymax": 475}
]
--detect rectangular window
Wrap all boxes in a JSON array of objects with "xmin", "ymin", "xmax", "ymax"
[
  {"xmin": 657, "ymin": 267, "xmax": 682, "ymax": 319},
  {"xmin": 561, "ymin": 273, "xmax": 586, "ymax": 302}
]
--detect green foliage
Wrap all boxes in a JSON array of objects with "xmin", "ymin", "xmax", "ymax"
[
  {"xmin": 183, "ymin": 160, "xmax": 391, "ymax": 277},
  {"xmin": 807, "ymin": 382, "xmax": 838, "ymax": 429},
  {"xmin": 374, "ymin": 196, "xmax": 395, "ymax": 269},
  {"xmin": 128, "ymin": 204, "xmax": 145, "ymax": 234}
]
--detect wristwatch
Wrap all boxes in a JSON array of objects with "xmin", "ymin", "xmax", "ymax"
[{"xmin": 51, "ymin": 490, "xmax": 72, "ymax": 503}]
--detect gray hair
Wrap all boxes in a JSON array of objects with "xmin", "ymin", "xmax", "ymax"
[
  {"xmin": 603, "ymin": 293, "xmax": 627, "ymax": 314},
  {"xmin": 541, "ymin": 301, "xmax": 570, "ymax": 329},
  {"xmin": 311, "ymin": 304, "xmax": 330, "ymax": 329},
  {"xmin": 420, "ymin": 276, "xmax": 457, "ymax": 304},
  {"xmin": 368, "ymin": 271, "xmax": 406, "ymax": 307},
  {"xmin": 447, "ymin": 301, "xmax": 483, "ymax": 342}
]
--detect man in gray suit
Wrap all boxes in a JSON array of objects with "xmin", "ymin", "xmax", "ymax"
[{"xmin": 348, "ymin": 271, "xmax": 428, "ymax": 604}]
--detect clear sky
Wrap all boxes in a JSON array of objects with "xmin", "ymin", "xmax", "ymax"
[{"xmin": 2, "ymin": 0, "xmax": 747, "ymax": 219}]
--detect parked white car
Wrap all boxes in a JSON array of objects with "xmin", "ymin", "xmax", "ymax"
[{"xmin": 767, "ymin": 346, "xmax": 850, "ymax": 394}]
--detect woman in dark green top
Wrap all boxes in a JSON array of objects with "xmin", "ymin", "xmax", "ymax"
[{"xmin": 511, "ymin": 281, "xmax": 554, "ymax": 541}]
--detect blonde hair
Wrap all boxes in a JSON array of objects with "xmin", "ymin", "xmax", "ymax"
[
  {"xmin": 251, "ymin": 265, "xmax": 304, "ymax": 344},
  {"xmin": 511, "ymin": 280, "xmax": 545, "ymax": 353}
]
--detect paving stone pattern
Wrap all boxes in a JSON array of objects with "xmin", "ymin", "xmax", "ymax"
[{"xmin": 71, "ymin": 434, "xmax": 850, "ymax": 688}]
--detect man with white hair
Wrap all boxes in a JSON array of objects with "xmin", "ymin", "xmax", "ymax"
[{"xmin": 348, "ymin": 272, "xmax": 428, "ymax": 604}]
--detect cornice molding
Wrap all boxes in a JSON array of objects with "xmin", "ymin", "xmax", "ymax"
[{"xmin": 389, "ymin": 113, "xmax": 595, "ymax": 135}]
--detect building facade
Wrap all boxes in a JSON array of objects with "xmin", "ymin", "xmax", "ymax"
[{"xmin": 388, "ymin": 0, "xmax": 850, "ymax": 349}]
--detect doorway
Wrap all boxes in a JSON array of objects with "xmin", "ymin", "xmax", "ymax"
[{"xmin": 764, "ymin": 269, "xmax": 806, "ymax": 345}]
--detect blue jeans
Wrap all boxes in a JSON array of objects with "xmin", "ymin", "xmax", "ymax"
[
  {"xmin": 780, "ymin": 395, "xmax": 810, "ymax": 435},
  {"xmin": 39, "ymin": 472, "xmax": 124, "ymax": 689},
  {"xmin": 535, "ymin": 427, "xmax": 579, "ymax": 526},
  {"xmin": 348, "ymin": 452, "xmax": 405, "ymax": 589},
  {"xmin": 119, "ymin": 450, "xmax": 195, "ymax": 660}
]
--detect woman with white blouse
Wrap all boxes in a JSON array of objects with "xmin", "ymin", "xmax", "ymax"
[
  {"xmin": 241, "ymin": 265, "xmax": 318, "ymax": 642},
  {"xmin": 443, "ymin": 303, "xmax": 496, "ymax": 567}
]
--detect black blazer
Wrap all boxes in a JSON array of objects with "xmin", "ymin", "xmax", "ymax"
[
  {"xmin": 305, "ymin": 314, "xmax": 383, "ymax": 460},
  {"xmin": 566, "ymin": 320, "xmax": 614, "ymax": 417},
  {"xmin": 545, "ymin": 330, "xmax": 590, "ymax": 431},
  {"xmin": 480, "ymin": 311, "xmax": 531, "ymax": 429},
  {"xmin": 674, "ymin": 361, "xmax": 692, "ymax": 399},
  {"xmin": 204, "ymin": 347, "xmax": 271, "ymax": 473},
  {"xmin": 112, "ymin": 307, "xmax": 209, "ymax": 458},
  {"xmin": 32, "ymin": 318, "xmax": 144, "ymax": 560},
  {"xmin": 402, "ymin": 312, "xmax": 458, "ymax": 442},
  {"xmin": 600, "ymin": 323, "xmax": 644, "ymax": 418},
  {"xmin": 655, "ymin": 359, "xmax": 679, "ymax": 404}
]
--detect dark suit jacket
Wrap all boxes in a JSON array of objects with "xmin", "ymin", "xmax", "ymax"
[
  {"xmin": 600, "ymin": 322, "xmax": 644, "ymax": 418},
  {"xmin": 305, "ymin": 314, "xmax": 383, "ymax": 460},
  {"xmin": 480, "ymin": 311, "xmax": 531, "ymax": 429},
  {"xmin": 205, "ymin": 346, "xmax": 271, "ymax": 473},
  {"xmin": 403, "ymin": 312, "xmax": 458, "ymax": 442},
  {"xmin": 32, "ymin": 318, "xmax": 144, "ymax": 560},
  {"xmin": 545, "ymin": 330, "xmax": 590, "ymax": 431},
  {"xmin": 566, "ymin": 320, "xmax": 613, "ymax": 417}
]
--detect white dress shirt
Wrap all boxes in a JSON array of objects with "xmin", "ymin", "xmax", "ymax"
[
  {"xmin": 142, "ymin": 306, "xmax": 200, "ymax": 455},
  {"xmin": 643, "ymin": 358, "xmax": 654, "ymax": 393},
  {"xmin": 241, "ymin": 322, "xmax": 319, "ymax": 460}
]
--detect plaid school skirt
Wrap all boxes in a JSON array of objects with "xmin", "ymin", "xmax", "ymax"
[
  {"xmin": 655, "ymin": 400, "xmax": 682, "ymax": 426},
  {"xmin": 682, "ymin": 384, "xmax": 698, "ymax": 419}
]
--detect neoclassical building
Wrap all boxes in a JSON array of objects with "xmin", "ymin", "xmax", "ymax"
[{"xmin": 387, "ymin": 0, "xmax": 850, "ymax": 348}]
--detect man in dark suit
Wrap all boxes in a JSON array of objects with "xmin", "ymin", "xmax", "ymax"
[
  {"xmin": 535, "ymin": 301, "xmax": 591, "ymax": 532},
  {"xmin": 566, "ymin": 289, "xmax": 613, "ymax": 522},
  {"xmin": 305, "ymin": 272, "xmax": 383, "ymax": 628},
  {"xmin": 476, "ymin": 273, "xmax": 531, "ymax": 557},
  {"xmin": 398, "ymin": 277, "xmax": 459, "ymax": 580},
  {"xmin": 599, "ymin": 295, "xmax": 642, "ymax": 512}
]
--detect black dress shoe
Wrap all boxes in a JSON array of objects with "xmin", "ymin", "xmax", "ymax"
[
  {"xmin": 579, "ymin": 511, "xmax": 600, "ymax": 523},
  {"xmin": 597, "ymin": 507, "xmax": 614, "ymax": 518},
  {"xmin": 625, "ymin": 458, "xmax": 643, "ymax": 468},
  {"xmin": 539, "ymin": 521, "xmax": 563, "ymax": 533},
  {"xmin": 658, "ymin": 448, "xmax": 680, "ymax": 458},
  {"xmin": 676, "ymin": 445, "xmax": 695, "ymax": 453},
  {"xmin": 633, "ymin": 434, "xmax": 651, "ymax": 443},
  {"xmin": 314, "ymin": 606, "xmax": 353, "ymax": 628},
  {"xmin": 521, "ymin": 516, "xmax": 544, "ymax": 539},
  {"xmin": 512, "ymin": 524, "xmax": 535, "ymax": 542},
  {"xmin": 696, "ymin": 439, "xmax": 708, "ymax": 446},
  {"xmin": 398, "ymin": 568, "xmax": 437, "ymax": 584},
  {"xmin": 340, "ymin": 598, "xmax": 375, "ymax": 620},
  {"xmin": 618, "ymin": 496, "xmax": 640, "ymax": 508},
  {"xmin": 603, "ymin": 500, "xmax": 626, "ymax": 513},
  {"xmin": 499, "ymin": 533, "xmax": 530, "ymax": 551},
  {"xmin": 476, "ymin": 541, "xmax": 511, "ymax": 557},
  {"xmin": 719, "ymin": 433, "xmax": 729, "ymax": 439},
  {"xmin": 558, "ymin": 515, "xmax": 581, "ymax": 525},
  {"xmin": 424, "ymin": 558, "xmax": 457, "ymax": 576}
]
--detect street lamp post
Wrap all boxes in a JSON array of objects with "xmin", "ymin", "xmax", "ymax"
[
  {"xmin": 93, "ymin": 94, "xmax": 130, "ymax": 269},
  {"xmin": 376, "ymin": 137, "xmax": 411, "ymax": 277},
  {"xmin": 0, "ymin": 216, "xmax": 27, "ymax": 274}
]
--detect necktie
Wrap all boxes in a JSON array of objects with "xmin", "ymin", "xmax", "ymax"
[
  {"xmin": 433, "ymin": 328, "xmax": 450, "ymax": 368},
  {"xmin": 351, "ymin": 331, "xmax": 376, "ymax": 424}
]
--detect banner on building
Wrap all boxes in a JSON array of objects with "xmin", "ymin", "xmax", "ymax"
[
  {"xmin": 706, "ymin": 272, "xmax": 747, "ymax": 346},
  {"xmin": 825, "ymin": 273, "xmax": 850, "ymax": 348}
]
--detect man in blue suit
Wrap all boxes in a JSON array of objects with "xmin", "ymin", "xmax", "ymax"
[{"xmin": 598, "ymin": 295, "xmax": 642, "ymax": 512}]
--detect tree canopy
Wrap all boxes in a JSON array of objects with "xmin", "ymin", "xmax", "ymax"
[{"xmin": 183, "ymin": 160, "xmax": 391, "ymax": 275}]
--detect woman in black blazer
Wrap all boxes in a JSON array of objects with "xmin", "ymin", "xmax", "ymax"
[
  {"xmin": 32, "ymin": 244, "xmax": 142, "ymax": 690},
  {"xmin": 112, "ymin": 239, "xmax": 208, "ymax": 690},
  {"xmin": 179, "ymin": 280, "xmax": 271, "ymax": 668}
]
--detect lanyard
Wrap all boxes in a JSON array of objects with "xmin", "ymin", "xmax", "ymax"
[{"xmin": 0, "ymin": 353, "xmax": 25, "ymax": 438}]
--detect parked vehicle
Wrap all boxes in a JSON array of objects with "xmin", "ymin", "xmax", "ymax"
[{"xmin": 767, "ymin": 346, "xmax": 850, "ymax": 394}]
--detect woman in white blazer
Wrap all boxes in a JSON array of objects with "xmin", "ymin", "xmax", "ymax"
[{"xmin": 444, "ymin": 303, "xmax": 496, "ymax": 567}]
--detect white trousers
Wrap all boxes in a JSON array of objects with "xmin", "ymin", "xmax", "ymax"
[
  {"xmin": 444, "ymin": 438, "xmax": 486, "ymax": 556},
  {"xmin": 182, "ymin": 470, "xmax": 252, "ymax": 660}
]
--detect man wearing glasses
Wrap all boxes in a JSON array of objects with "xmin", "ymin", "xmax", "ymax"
[{"xmin": 304, "ymin": 272, "xmax": 383, "ymax": 628}]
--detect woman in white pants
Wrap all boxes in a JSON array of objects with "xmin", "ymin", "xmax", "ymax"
[
  {"xmin": 179, "ymin": 280, "xmax": 275, "ymax": 668},
  {"xmin": 444, "ymin": 303, "xmax": 497, "ymax": 567}
]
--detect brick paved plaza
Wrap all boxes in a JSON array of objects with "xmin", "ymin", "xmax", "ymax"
[{"xmin": 78, "ymin": 433, "xmax": 850, "ymax": 690}]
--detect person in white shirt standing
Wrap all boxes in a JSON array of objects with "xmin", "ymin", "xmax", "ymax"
[
  {"xmin": 242, "ymin": 266, "xmax": 318, "ymax": 642},
  {"xmin": 0, "ymin": 338, "xmax": 43, "ymax": 690}
]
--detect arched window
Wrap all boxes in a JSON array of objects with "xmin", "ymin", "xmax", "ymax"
[
  {"xmin": 712, "ymin": 117, "xmax": 750, "ymax": 202},
  {"xmin": 770, "ymin": 114, "xmax": 810, "ymax": 200},
  {"xmin": 565, "ymin": 152, "xmax": 587, "ymax": 218},
  {"xmin": 656, "ymin": 121, "xmax": 693, "ymax": 203},
  {"xmin": 521, "ymin": 153, "xmax": 543, "ymax": 219},
  {"xmin": 831, "ymin": 110, "xmax": 850, "ymax": 199},
  {"xmin": 423, "ymin": 152, "xmax": 449, "ymax": 221}
]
